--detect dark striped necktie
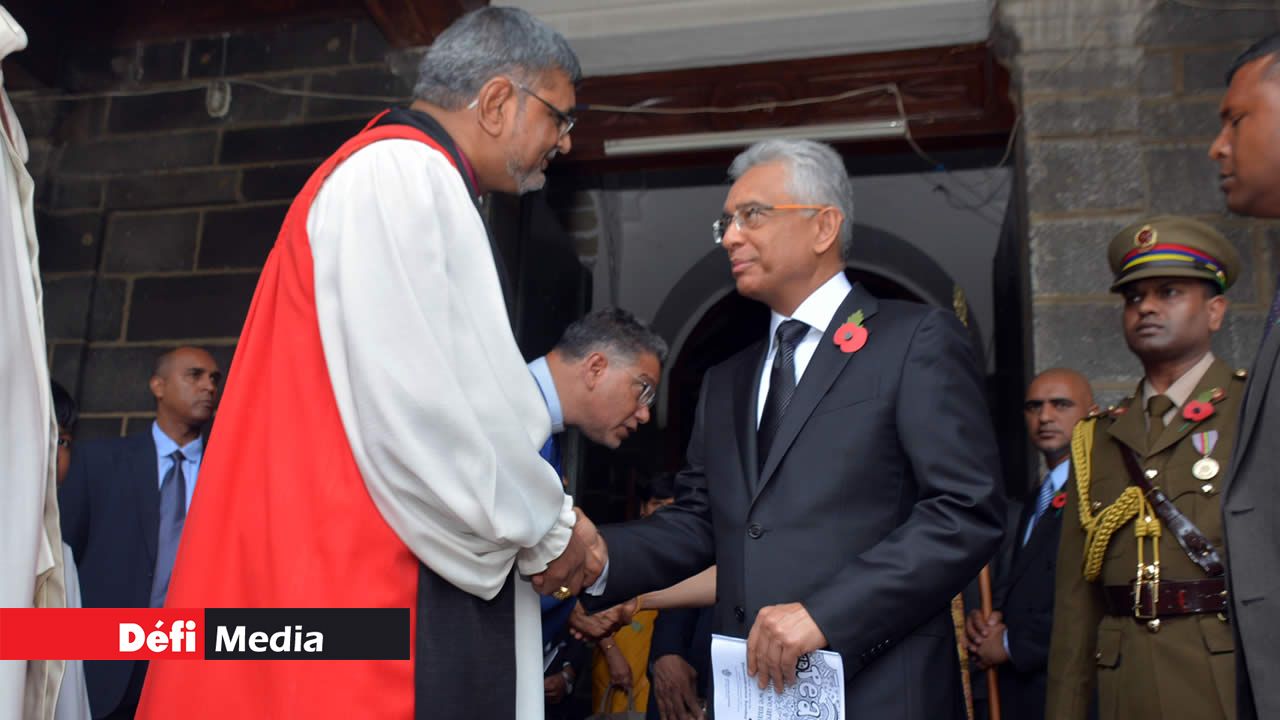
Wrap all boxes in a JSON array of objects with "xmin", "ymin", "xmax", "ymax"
[{"xmin": 758, "ymin": 319, "xmax": 810, "ymax": 468}]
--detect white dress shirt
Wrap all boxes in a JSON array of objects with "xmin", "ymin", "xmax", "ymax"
[{"xmin": 756, "ymin": 272, "xmax": 854, "ymax": 426}]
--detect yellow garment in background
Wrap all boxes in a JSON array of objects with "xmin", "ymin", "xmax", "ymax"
[{"xmin": 591, "ymin": 609, "xmax": 657, "ymax": 712}]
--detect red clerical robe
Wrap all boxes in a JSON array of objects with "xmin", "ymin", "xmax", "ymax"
[{"xmin": 137, "ymin": 114, "xmax": 572, "ymax": 719}]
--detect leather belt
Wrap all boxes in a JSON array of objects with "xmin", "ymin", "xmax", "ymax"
[{"xmin": 1102, "ymin": 577, "xmax": 1227, "ymax": 618}]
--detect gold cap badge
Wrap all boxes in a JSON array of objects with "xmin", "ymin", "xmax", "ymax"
[{"xmin": 1134, "ymin": 225, "xmax": 1157, "ymax": 250}]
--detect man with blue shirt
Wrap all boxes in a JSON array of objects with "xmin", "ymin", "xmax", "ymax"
[
  {"xmin": 528, "ymin": 308, "xmax": 668, "ymax": 474},
  {"xmin": 528, "ymin": 308, "xmax": 667, "ymax": 719},
  {"xmin": 60, "ymin": 346, "xmax": 221, "ymax": 720},
  {"xmin": 967, "ymin": 368, "xmax": 1095, "ymax": 720}
]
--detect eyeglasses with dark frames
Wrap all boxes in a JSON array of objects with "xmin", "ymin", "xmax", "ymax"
[{"xmin": 512, "ymin": 82, "xmax": 576, "ymax": 139}]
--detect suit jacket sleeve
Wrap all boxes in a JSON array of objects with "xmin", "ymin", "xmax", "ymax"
[
  {"xmin": 58, "ymin": 441, "xmax": 95, "ymax": 563},
  {"xmin": 593, "ymin": 379, "xmax": 718, "ymax": 606},
  {"xmin": 992, "ymin": 500, "xmax": 1024, "ymax": 609},
  {"xmin": 1044, "ymin": 458, "xmax": 1103, "ymax": 720},
  {"xmin": 1006, "ymin": 603, "xmax": 1054, "ymax": 673},
  {"xmin": 801, "ymin": 308, "xmax": 1005, "ymax": 668}
]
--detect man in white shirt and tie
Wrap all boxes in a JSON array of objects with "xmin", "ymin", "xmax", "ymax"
[
  {"xmin": 966, "ymin": 368, "xmax": 1095, "ymax": 720},
  {"xmin": 575, "ymin": 138, "xmax": 1005, "ymax": 719}
]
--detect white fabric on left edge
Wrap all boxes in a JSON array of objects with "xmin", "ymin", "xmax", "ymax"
[
  {"xmin": 0, "ymin": 6, "xmax": 66, "ymax": 720},
  {"xmin": 308, "ymin": 137, "xmax": 576, "ymax": 720}
]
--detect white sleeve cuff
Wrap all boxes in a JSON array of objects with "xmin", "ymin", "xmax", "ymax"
[
  {"xmin": 584, "ymin": 560, "xmax": 609, "ymax": 595},
  {"xmin": 516, "ymin": 494, "xmax": 576, "ymax": 576}
]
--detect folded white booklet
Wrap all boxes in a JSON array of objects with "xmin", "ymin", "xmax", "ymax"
[{"xmin": 711, "ymin": 634, "xmax": 845, "ymax": 720}]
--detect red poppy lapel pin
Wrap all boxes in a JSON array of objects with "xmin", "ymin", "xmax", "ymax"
[
  {"xmin": 833, "ymin": 310, "xmax": 868, "ymax": 354},
  {"xmin": 1175, "ymin": 387, "xmax": 1223, "ymax": 432},
  {"xmin": 1182, "ymin": 400, "xmax": 1215, "ymax": 423},
  {"xmin": 1052, "ymin": 490, "xmax": 1068, "ymax": 516}
]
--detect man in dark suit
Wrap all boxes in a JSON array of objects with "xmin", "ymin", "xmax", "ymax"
[
  {"xmin": 573, "ymin": 138, "xmax": 1005, "ymax": 718},
  {"xmin": 1210, "ymin": 34, "xmax": 1280, "ymax": 720},
  {"xmin": 966, "ymin": 369, "xmax": 1095, "ymax": 720},
  {"xmin": 59, "ymin": 346, "xmax": 221, "ymax": 719}
]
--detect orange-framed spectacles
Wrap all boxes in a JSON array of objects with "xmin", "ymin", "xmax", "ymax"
[{"xmin": 712, "ymin": 204, "xmax": 830, "ymax": 244}]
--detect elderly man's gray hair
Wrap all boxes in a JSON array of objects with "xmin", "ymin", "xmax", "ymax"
[
  {"xmin": 414, "ymin": 7, "xmax": 582, "ymax": 110},
  {"xmin": 728, "ymin": 139, "xmax": 855, "ymax": 259}
]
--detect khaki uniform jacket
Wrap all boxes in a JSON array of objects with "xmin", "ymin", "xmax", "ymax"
[{"xmin": 1045, "ymin": 358, "xmax": 1242, "ymax": 720}]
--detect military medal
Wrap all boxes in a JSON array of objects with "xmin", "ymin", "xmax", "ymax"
[
  {"xmin": 1193, "ymin": 458, "xmax": 1220, "ymax": 480},
  {"xmin": 1191, "ymin": 430, "xmax": 1220, "ymax": 480}
]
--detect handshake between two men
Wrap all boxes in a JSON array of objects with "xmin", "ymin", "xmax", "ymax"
[
  {"xmin": 531, "ymin": 507, "xmax": 610, "ymax": 601},
  {"xmin": 526, "ymin": 507, "xmax": 829, "ymax": 700}
]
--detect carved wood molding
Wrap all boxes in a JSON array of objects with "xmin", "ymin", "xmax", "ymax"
[
  {"xmin": 362, "ymin": 0, "xmax": 488, "ymax": 48},
  {"xmin": 562, "ymin": 43, "xmax": 1013, "ymax": 171}
]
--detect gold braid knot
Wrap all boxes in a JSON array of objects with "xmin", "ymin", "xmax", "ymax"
[{"xmin": 1071, "ymin": 418, "xmax": 1157, "ymax": 581}]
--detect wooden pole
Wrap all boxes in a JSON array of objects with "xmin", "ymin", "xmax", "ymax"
[{"xmin": 979, "ymin": 565, "xmax": 1001, "ymax": 720}]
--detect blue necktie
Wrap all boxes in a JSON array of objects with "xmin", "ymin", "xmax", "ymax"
[
  {"xmin": 150, "ymin": 449, "xmax": 187, "ymax": 608},
  {"xmin": 539, "ymin": 434, "xmax": 563, "ymax": 476},
  {"xmin": 1023, "ymin": 474, "xmax": 1056, "ymax": 546}
]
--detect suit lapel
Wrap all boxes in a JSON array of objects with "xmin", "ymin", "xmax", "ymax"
[
  {"xmin": 1009, "ymin": 507, "xmax": 1061, "ymax": 584},
  {"xmin": 734, "ymin": 342, "xmax": 767, "ymax": 496},
  {"xmin": 1149, "ymin": 359, "xmax": 1233, "ymax": 457},
  {"xmin": 1106, "ymin": 391, "xmax": 1146, "ymax": 458},
  {"xmin": 1008, "ymin": 493, "xmax": 1036, "ymax": 562},
  {"xmin": 1233, "ymin": 334, "xmax": 1280, "ymax": 487},
  {"xmin": 133, "ymin": 432, "xmax": 160, "ymax": 565},
  {"xmin": 755, "ymin": 286, "xmax": 877, "ymax": 502}
]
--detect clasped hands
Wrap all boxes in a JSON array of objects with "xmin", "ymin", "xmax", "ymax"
[
  {"xmin": 964, "ymin": 609, "xmax": 1009, "ymax": 670},
  {"xmin": 530, "ymin": 507, "xmax": 608, "ymax": 599}
]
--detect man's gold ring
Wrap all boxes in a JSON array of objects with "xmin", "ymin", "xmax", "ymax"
[{"xmin": 553, "ymin": 586, "xmax": 572, "ymax": 601}]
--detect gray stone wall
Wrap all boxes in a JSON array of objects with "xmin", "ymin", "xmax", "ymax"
[
  {"xmin": 1001, "ymin": 0, "xmax": 1280, "ymax": 405},
  {"xmin": 19, "ymin": 18, "xmax": 403, "ymax": 438}
]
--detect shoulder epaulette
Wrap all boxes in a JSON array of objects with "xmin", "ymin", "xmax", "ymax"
[{"xmin": 1087, "ymin": 400, "xmax": 1130, "ymax": 421}]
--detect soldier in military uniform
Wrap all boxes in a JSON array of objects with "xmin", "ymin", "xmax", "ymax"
[{"xmin": 1044, "ymin": 216, "xmax": 1242, "ymax": 720}]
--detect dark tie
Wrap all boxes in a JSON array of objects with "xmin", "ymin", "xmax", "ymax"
[
  {"xmin": 758, "ymin": 319, "xmax": 810, "ymax": 468},
  {"xmin": 1146, "ymin": 394, "xmax": 1174, "ymax": 454},
  {"xmin": 1023, "ymin": 474, "xmax": 1056, "ymax": 545},
  {"xmin": 150, "ymin": 449, "xmax": 188, "ymax": 608}
]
